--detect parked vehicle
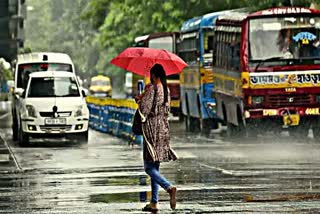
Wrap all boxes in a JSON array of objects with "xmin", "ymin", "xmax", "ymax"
[
  {"xmin": 177, "ymin": 10, "xmax": 231, "ymax": 134},
  {"xmin": 16, "ymin": 71, "xmax": 89, "ymax": 146},
  {"xmin": 213, "ymin": 7, "xmax": 320, "ymax": 138},
  {"xmin": 89, "ymin": 75, "xmax": 112, "ymax": 97},
  {"xmin": 12, "ymin": 52, "xmax": 76, "ymax": 141}
]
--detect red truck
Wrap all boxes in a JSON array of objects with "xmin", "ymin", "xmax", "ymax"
[{"xmin": 213, "ymin": 7, "xmax": 320, "ymax": 138}]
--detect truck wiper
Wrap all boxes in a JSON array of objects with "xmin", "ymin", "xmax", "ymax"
[
  {"xmin": 254, "ymin": 56, "xmax": 287, "ymax": 72},
  {"xmin": 298, "ymin": 56, "xmax": 320, "ymax": 61}
]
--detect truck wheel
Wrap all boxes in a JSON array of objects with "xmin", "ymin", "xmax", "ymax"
[
  {"xmin": 289, "ymin": 126, "xmax": 309, "ymax": 139},
  {"xmin": 18, "ymin": 126, "xmax": 29, "ymax": 147},
  {"xmin": 201, "ymin": 119, "xmax": 211, "ymax": 136},
  {"xmin": 178, "ymin": 110, "xmax": 184, "ymax": 122},
  {"xmin": 184, "ymin": 115, "xmax": 190, "ymax": 132},
  {"xmin": 211, "ymin": 119, "xmax": 219, "ymax": 130},
  {"xmin": 312, "ymin": 126, "xmax": 320, "ymax": 139},
  {"xmin": 201, "ymin": 119, "xmax": 218, "ymax": 136},
  {"xmin": 190, "ymin": 117, "xmax": 200, "ymax": 132},
  {"xmin": 246, "ymin": 123, "xmax": 258, "ymax": 138},
  {"xmin": 227, "ymin": 122, "xmax": 237, "ymax": 138},
  {"xmin": 227, "ymin": 120, "xmax": 246, "ymax": 138}
]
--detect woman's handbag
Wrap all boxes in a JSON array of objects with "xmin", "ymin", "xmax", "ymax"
[
  {"xmin": 132, "ymin": 110, "xmax": 143, "ymax": 135},
  {"xmin": 169, "ymin": 147, "xmax": 178, "ymax": 161}
]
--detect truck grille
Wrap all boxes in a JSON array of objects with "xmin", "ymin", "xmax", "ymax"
[{"xmin": 267, "ymin": 94, "xmax": 312, "ymax": 106}]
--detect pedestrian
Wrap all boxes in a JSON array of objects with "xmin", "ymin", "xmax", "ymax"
[{"xmin": 136, "ymin": 63, "xmax": 177, "ymax": 212}]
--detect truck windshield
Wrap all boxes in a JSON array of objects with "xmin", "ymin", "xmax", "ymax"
[
  {"xmin": 27, "ymin": 77, "xmax": 80, "ymax": 98},
  {"xmin": 249, "ymin": 16, "xmax": 320, "ymax": 65},
  {"xmin": 149, "ymin": 36, "xmax": 174, "ymax": 52},
  {"xmin": 17, "ymin": 63, "xmax": 73, "ymax": 89}
]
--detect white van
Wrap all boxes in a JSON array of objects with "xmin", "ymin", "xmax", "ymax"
[
  {"xmin": 16, "ymin": 71, "xmax": 89, "ymax": 146},
  {"xmin": 12, "ymin": 52, "xmax": 76, "ymax": 141},
  {"xmin": 14, "ymin": 52, "xmax": 75, "ymax": 90}
]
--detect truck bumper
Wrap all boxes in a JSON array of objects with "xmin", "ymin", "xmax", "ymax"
[{"xmin": 245, "ymin": 106, "xmax": 320, "ymax": 128}]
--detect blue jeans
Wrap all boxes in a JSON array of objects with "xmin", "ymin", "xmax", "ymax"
[{"xmin": 144, "ymin": 161, "xmax": 171, "ymax": 203}]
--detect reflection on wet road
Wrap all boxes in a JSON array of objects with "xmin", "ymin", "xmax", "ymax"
[{"xmin": 0, "ymin": 123, "xmax": 320, "ymax": 213}]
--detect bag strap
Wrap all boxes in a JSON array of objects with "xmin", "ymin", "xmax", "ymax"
[{"xmin": 150, "ymin": 85, "xmax": 157, "ymax": 115}]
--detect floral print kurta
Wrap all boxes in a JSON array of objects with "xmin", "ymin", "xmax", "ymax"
[{"xmin": 139, "ymin": 83, "xmax": 172, "ymax": 162}]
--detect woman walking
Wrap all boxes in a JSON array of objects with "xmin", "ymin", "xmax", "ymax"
[{"xmin": 137, "ymin": 64, "xmax": 177, "ymax": 212}]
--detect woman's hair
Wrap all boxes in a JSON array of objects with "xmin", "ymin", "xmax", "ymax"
[{"xmin": 150, "ymin": 64, "xmax": 168, "ymax": 103}]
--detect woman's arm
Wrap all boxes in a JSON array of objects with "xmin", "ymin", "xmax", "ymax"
[{"xmin": 138, "ymin": 84, "xmax": 155, "ymax": 122}]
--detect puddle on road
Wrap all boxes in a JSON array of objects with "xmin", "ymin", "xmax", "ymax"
[
  {"xmin": 89, "ymin": 175, "xmax": 144, "ymax": 187},
  {"xmin": 90, "ymin": 192, "xmax": 148, "ymax": 203}
]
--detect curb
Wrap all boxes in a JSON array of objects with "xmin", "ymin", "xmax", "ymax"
[
  {"xmin": 0, "ymin": 136, "xmax": 10, "ymax": 163},
  {"xmin": 0, "ymin": 132, "xmax": 21, "ymax": 171}
]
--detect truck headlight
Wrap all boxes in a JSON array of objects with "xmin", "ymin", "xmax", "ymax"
[
  {"xmin": 75, "ymin": 105, "xmax": 89, "ymax": 117},
  {"xmin": 252, "ymin": 96, "xmax": 264, "ymax": 105},
  {"xmin": 26, "ymin": 105, "xmax": 37, "ymax": 118}
]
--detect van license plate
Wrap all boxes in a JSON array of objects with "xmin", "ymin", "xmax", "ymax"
[{"xmin": 45, "ymin": 118, "xmax": 66, "ymax": 125}]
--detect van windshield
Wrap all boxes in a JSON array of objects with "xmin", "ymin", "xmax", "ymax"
[
  {"xmin": 91, "ymin": 79, "xmax": 110, "ymax": 86},
  {"xmin": 17, "ymin": 63, "xmax": 73, "ymax": 89},
  {"xmin": 27, "ymin": 77, "xmax": 80, "ymax": 98}
]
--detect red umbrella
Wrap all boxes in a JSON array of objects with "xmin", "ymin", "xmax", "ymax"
[{"xmin": 110, "ymin": 47, "xmax": 187, "ymax": 76}]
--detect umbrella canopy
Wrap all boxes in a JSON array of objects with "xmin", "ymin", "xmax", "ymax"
[{"xmin": 110, "ymin": 47, "xmax": 187, "ymax": 76}]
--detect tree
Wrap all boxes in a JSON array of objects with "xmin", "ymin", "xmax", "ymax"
[
  {"xmin": 25, "ymin": 0, "xmax": 320, "ymax": 91},
  {"xmin": 25, "ymin": 0, "xmax": 99, "ymax": 80}
]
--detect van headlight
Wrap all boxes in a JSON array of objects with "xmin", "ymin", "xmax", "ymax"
[
  {"xmin": 26, "ymin": 105, "xmax": 37, "ymax": 118},
  {"xmin": 75, "ymin": 105, "xmax": 89, "ymax": 117}
]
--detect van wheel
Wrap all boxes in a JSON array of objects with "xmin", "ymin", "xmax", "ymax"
[
  {"xmin": 12, "ymin": 117, "xmax": 18, "ymax": 141},
  {"xmin": 18, "ymin": 126, "xmax": 29, "ymax": 147},
  {"xmin": 77, "ymin": 130, "xmax": 89, "ymax": 144}
]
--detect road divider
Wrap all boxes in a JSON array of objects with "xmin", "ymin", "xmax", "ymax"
[
  {"xmin": 0, "ymin": 101, "xmax": 12, "ymax": 128},
  {"xmin": 86, "ymin": 96, "xmax": 143, "ymax": 145}
]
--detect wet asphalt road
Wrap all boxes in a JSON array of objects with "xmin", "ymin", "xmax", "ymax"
[{"xmin": 0, "ymin": 122, "xmax": 320, "ymax": 213}]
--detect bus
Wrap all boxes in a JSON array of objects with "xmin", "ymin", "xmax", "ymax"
[
  {"xmin": 89, "ymin": 75, "xmax": 112, "ymax": 97},
  {"xmin": 133, "ymin": 32, "xmax": 181, "ymax": 117},
  {"xmin": 178, "ymin": 11, "xmax": 230, "ymax": 134},
  {"xmin": 213, "ymin": 7, "xmax": 320, "ymax": 138}
]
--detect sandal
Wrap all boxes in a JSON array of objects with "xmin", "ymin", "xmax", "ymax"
[
  {"xmin": 168, "ymin": 186, "xmax": 177, "ymax": 210},
  {"xmin": 142, "ymin": 204, "xmax": 158, "ymax": 212}
]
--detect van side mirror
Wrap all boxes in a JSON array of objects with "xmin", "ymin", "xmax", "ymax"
[
  {"xmin": 14, "ymin": 88, "xmax": 24, "ymax": 97},
  {"xmin": 81, "ymin": 89, "xmax": 87, "ymax": 98}
]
